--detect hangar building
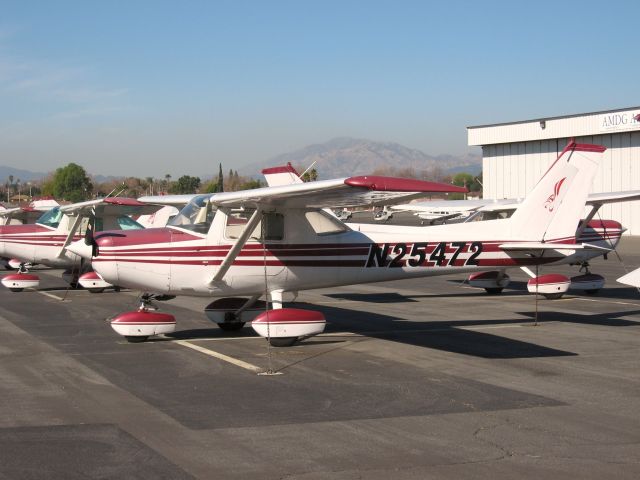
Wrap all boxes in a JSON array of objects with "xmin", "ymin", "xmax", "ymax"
[{"xmin": 468, "ymin": 106, "xmax": 640, "ymax": 234}]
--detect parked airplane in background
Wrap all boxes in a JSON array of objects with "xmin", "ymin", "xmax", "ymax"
[
  {"xmin": 70, "ymin": 141, "xmax": 606, "ymax": 346},
  {"xmin": 0, "ymin": 197, "xmax": 162, "ymax": 292},
  {"xmin": 390, "ymin": 199, "xmax": 495, "ymax": 224},
  {"xmin": 0, "ymin": 198, "xmax": 60, "ymax": 226},
  {"xmin": 0, "ymin": 198, "xmax": 61, "ymax": 269}
]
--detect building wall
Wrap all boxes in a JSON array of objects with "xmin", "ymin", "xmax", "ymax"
[{"xmin": 483, "ymin": 132, "xmax": 640, "ymax": 234}]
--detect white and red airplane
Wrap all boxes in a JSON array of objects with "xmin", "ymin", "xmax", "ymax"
[
  {"xmin": 0, "ymin": 197, "xmax": 162, "ymax": 292},
  {"xmin": 69, "ymin": 141, "xmax": 607, "ymax": 346}
]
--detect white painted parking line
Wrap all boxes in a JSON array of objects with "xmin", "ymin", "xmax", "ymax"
[
  {"xmin": 174, "ymin": 339, "xmax": 262, "ymax": 373},
  {"xmin": 572, "ymin": 297, "xmax": 640, "ymax": 308},
  {"xmin": 37, "ymin": 290, "xmax": 67, "ymax": 301}
]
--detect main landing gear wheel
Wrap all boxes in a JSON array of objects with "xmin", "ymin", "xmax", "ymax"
[
  {"xmin": 88, "ymin": 288, "xmax": 105, "ymax": 294},
  {"xmin": 268, "ymin": 337, "xmax": 298, "ymax": 347},
  {"xmin": 584, "ymin": 289, "xmax": 600, "ymax": 295},
  {"xmin": 217, "ymin": 322, "xmax": 245, "ymax": 332},
  {"xmin": 484, "ymin": 287, "xmax": 504, "ymax": 294},
  {"xmin": 124, "ymin": 335, "xmax": 149, "ymax": 343},
  {"xmin": 9, "ymin": 288, "xmax": 23, "ymax": 293},
  {"xmin": 542, "ymin": 293, "xmax": 564, "ymax": 300}
]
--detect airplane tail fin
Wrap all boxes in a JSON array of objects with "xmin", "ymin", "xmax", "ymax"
[
  {"xmin": 508, "ymin": 141, "xmax": 605, "ymax": 242},
  {"xmin": 262, "ymin": 163, "xmax": 303, "ymax": 187}
]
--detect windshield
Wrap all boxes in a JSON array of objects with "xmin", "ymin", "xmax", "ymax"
[
  {"xmin": 169, "ymin": 194, "xmax": 216, "ymax": 234},
  {"xmin": 36, "ymin": 207, "xmax": 63, "ymax": 228},
  {"xmin": 117, "ymin": 215, "xmax": 144, "ymax": 230}
]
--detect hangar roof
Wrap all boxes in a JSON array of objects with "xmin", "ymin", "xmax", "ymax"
[{"xmin": 468, "ymin": 106, "xmax": 640, "ymax": 146}]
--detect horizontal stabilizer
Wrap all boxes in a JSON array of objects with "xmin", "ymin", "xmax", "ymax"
[{"xmin": 617, "ymin": 268, "xmax": 640, "ymax": 288}]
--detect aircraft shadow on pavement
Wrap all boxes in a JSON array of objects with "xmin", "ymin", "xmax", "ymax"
[
  {"xmin": 516, "ymin": 309, "xmax": 640, "ymax": 327},
  {"xmin": 291, "ymin": 302, "xmax": 577, "ymax": 359}
]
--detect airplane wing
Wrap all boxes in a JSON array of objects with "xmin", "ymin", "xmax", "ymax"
[
  {"xmin": 0, "ymin": 207, "xmax": 22, "ymax": 217},
  {"xmin": 208, "ymin": 176, "xmax": 468, "ymax": 209},
  {"xmin": 586, "ymin": 190, "xmax": 640, "ymax": 205},
  {"xmin": 60, "ymin": 197, "xmax": 162, "ymax": 216},
  {"xmin": 394, "ymin": 189, "xmax": 640, "ymax": 216},
  {"xmin": 137, "ymin": 194, "xmax": 198, "ymax": 207}
]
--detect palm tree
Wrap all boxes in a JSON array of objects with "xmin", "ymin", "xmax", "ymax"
[{"xmin": 145, "ymin": 177, "xmax": 154, "ymax": 195}]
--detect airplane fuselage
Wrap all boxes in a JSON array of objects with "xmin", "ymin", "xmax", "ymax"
[{"xmin": 0, "ymin": 224, "xmax": 81, "ymax": 268}]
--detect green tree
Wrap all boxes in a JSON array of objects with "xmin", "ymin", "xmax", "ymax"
[
  {"xmin": 238, "ymin": 179, "xmax": 264, "ymax": 190},
  {"xmin": 49, "ymin": 163, "xmax": 93, "ymax": 202},
  {"xmin": 449, "ymin": 172, "xmax": 483, "ymax": 200},
  {"xmin": 301, "ymin": 168, "xmax": 318, "ymax": 182},
  {"xmin": 170, "ymin": 175, "xmax": 201, "ymax": 194},
  {"xmin": 216, "ymin": 163, "xmax": 224, "ymax": 193}
]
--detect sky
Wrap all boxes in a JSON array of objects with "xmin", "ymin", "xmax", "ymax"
[{"xmin": 0, "ymin": 0, "xmax": 639, "ymax": 178}]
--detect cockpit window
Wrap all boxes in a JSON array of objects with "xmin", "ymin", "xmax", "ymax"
[
  {"xmin": 117, "ymin": 215, "xmax": 144, "ymax": 230},
  {"xmin": 36, "ymin": 207, "xmax": 63, "ymax": 228},
  {"xmin": 169, "ymin": 194, "xmax": 216, "ymax": 234},
  {"xmin": 225, "ymin": 208, "xmax": 284, "ymax": 241}
]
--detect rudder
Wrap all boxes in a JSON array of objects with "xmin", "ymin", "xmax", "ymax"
[{"xmin": 508, "ymin": 141, "xmax": 605, "ymax": 242}]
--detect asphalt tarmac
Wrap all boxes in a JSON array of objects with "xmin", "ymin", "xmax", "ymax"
[{"xmin": 0, "ymin": 234, "xmax": 639, "ymax": 479}]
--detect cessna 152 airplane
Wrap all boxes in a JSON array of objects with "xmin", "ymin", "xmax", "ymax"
[
  {"xmin": 0, "ymin": 197, "xmax": 162, "ymax": 292},
  {"xmin": 69, "ymin": 141, "xmax": 607, "ymax": 346}
]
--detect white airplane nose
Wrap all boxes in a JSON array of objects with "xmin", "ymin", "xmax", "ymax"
[{"xmin": 68, "ymin": 239, "xmax": 94, "ymax": 260}]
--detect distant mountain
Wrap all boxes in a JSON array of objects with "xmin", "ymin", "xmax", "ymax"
[
  {"xmin": 0, "ymin": 166, "xmax": 47, "ymax": 183},
  {"xmin": 240, "ymin": 137, "xmax": 481, "ymax": 179}
]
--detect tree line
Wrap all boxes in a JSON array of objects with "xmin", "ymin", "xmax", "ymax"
[
  {"xmin": 3, "ymin": 162, "xmax": 481, "ymax": 204},
  {"xmin": 3, "ymin": 162, "xmax": 267, "ymax": 203}
]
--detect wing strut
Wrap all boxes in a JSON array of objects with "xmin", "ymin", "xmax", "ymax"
[
  {"xmin": 56, "ymin": 214, "xmax": 85, "ymax": 258},
  {"xmin": 209, "ymin": 209, "xmax": 263, "ymax": 285}
]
